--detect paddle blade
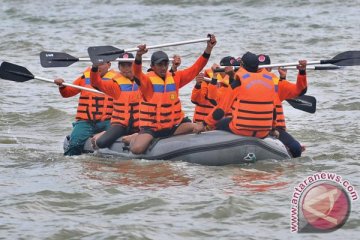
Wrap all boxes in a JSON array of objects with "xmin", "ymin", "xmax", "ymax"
[
  {"xmin": 313, "ymin": 65, "xmax": 342, "ymax": 70},
  {"xmin": 285, "ymin": 95, "xmax": 316, "ymax": 114},
  {"xmin": 88, "ymin": 46, "xmax": 124, "ymax": 64},
  {"xmin": 282, "ymin": 65, "xmax": 343, "ymax": 70},
  {"xmin": 40, "ymin": 51, "xmax": 79, "ymax": 68},
  {"xmin": 0, "ymin": 61, "xmax": 34, "ymax": 82},
  {"xmin": 322, "ymin": 51, "xmax": 360, "ymax": 66}
]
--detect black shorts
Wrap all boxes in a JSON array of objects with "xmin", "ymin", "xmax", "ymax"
[
  {"xmin": 139, "ymin": 117, "xmax": 192, "ymax": 138},
  {"xmin": 96, "ymin": 124, "xmax": 139, "ymax": 148},
  {"xmin": 215, "ymin": 117, "xmax": 232, "ymax": 132}
]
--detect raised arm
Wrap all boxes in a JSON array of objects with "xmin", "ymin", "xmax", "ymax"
[
  {"xmin": 278, "ymin": 60, "xmax": 308, "ymax": 101},
  {"xmin": 90, "ymin": 68, "xmax": 121, "ymax": 99},
  {"xmin": 170, "ymin": 54, "xmax": 181, "ymax": 73},
  {"xmin": 191, "ymin": 73, "xmax": 207, "ymax": 104},
  {"xmin": 133, "ymin": 44, "xmax": 154, "ymax": 101},
  {"xmin": 176, "ymin": 34, "xmax": 217, "ymax": 88}
]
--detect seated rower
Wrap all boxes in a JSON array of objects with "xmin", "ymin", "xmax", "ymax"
[
  {"xmin": 193, "ymin": 51, "xmax": 278, "ymax": 139},
  {"xmin": 54, "ymin": 62, "xmax": 115, "ymax": 155},
  {"xmin": 127, "ymin": 34, "xmax": 217, "ymax": 154},
  {"xmin": 191, "ymin": 56, "xmax": 239, "ymax": 123},
  {"xmin": 90, "ymin": 52, "xmax": 141, "ymax": 149},
  {"xmin": 257, "ymin": 54, "xmax": 308, "ymax": 157}
]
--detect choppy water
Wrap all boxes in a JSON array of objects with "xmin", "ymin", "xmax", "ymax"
[{"xmin": 1, "ymin": 0, "xmax": 359, "ymax": 239}]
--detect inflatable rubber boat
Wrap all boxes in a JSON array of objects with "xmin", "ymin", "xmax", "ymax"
[{"xmin": 64, "ymin": 130, "xmax": 292, "ymax": 166}]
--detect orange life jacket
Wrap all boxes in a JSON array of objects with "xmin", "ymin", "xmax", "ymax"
[
  {"xmin": 206, "ymin": 69, "xmax": 232, "ymax": 116},
  {"xmin": 139, "ymin": 71, "xmax": 183, "ymax": 131},
  {"xmin": 112, "ymin": 74, "xmax": 141, "ymax": 129},
  {"xmin": 274, "ymin": 81, "xmax": 286, "ymax": 129},
  {"xmin": 229, "ymin": 68, "xmax": 276, "ymax": 138},
  {"xmin": 209, "ymin": 82, "xmax": 233, "ymax": 118},
  {"xmin": 192, "ymin": 81, "xmax": 216, "ymax": 122},
  {"xmin": 261, "ymin": 69, "xmax": 286, "ymax": 129},
  {"xmin": 204, "ymin": 68, "xmax": 214, "ymax": 78},
  {"xmin": 76, "ymin": 68, "xmax": 115, "ymax": 122},
  {"xmin": 204, "ymin": 68, "xmax": 227, "ymax": 85},
  {"xmin": 276, "ymin": 74, "xmax": 308, "ymax": 130},
  {"xmin": 191, "ymin": 69, "xmax": 230, "ymax": 122},
  {"xmin": 257, "ymin": 69, "xmax": 286, "ymax": 129}
]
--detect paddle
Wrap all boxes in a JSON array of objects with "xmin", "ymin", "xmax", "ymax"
[
  {"xmin": 39, "ymin": 51, "xmax": 160, "ymax": 68},
  {"xmin": 286, "ymin": 95, "xmax": 316, "ymax": 114},
  {"xmin": 88, "ymin": 37, "xmax": 210, "ymax": 64},
  {"xmin": 203, "ymin": 77, "xmax": 316, "ymax": 113},
  {"xmin": 0, "ymin": 61, "xmax": 103, "ymax": 94},
  {"xmin": 282, "ymin": 65, "xmax": 342, "ymax": 70},
  {"xmin": 213, "ymin": 65, "xmax": 342, "ymax": 72},
  {"xmin": 259, "ymin": 51, "xmax": 360, "ymax": 68}
]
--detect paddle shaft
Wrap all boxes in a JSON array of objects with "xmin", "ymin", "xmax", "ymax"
[
  {"xmin": 204, "ymin": 77, "xmax": 213, "ymax": 82},
  {"xmin": 214, "ymin": 65, "xmax": 341, "ymax": 72},
  {"xmin": 40, "ymin": 51, "xmax": 174, "ymax": 67},
  {"xmin": 261, "ymin": 51, "xmax": 360, "ymax": 68},
  {"xmin": 123, "ymin": 38, "xmax": 210, "ymax": 52},
  {"xmin": 88, "ymin": 37, "xmax": 211, "ymax": 64},
  {"xmin": 215, "ymin": 61, "xmax": 324, "ymax": 69},
  {"xmin": 259, "ymin": 60, "xmax": 321, "ymax": 68},
  {"xmin": 281, "ymin": 65, "xmax": 341, "ymax": 70},
  {"xmin": 203, "ymin": 77, "xmax": 315, "ymax": 113},
  {"xmin": 34, "ymin": 76, "xmax": 103, "ymax": 94},
  {"xmin": 69, "ymin": 57, "xmax": 167, "ymax": 62},
  {"xmin": 216, "ymin": 50, "xmax": 360, "ymax": 69}
]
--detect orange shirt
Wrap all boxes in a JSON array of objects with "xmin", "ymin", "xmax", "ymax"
[
  {"xmin": 278, "ymin": 74, "xmax": 307, "ymax": 101},
  {"xmin": 90, "ymin": 70, "xmax": 121, "ymax": 100}
]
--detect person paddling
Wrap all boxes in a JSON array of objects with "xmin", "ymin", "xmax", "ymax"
[
  {"xmin": 191, "ymin": 56, "xmax": 239, "ymax": 123},
  {"xmin": 126, "ymin": 34, "xmax": 217, "ymax": 154},
  {"xmin": 191, "ymin": 72, "xmax": 214, "ymax": 122},
  {"xmin": 54, "ymin": 62, "xmax": 115, "ymax": 156},
  {"xmin": 90, "ymin": 52, "xmax": 141, "ymax": 149},
  {"xmin": 257, "ymin": 54, "xmax": 307, "ymax": 157},
  {"xmin": 206, "ymin": 56, "xmax": 240, "ymax": 118},
  {"xmin": 193, "ymin": 51, "xmax": 278, "ymax": 138}
]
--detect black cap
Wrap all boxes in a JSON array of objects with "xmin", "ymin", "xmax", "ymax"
[
  {"xmin": 118, "ymin": 52, "xmax": 134, "ymax": 64},
  {"xmin": 220, "ymin": 56, "xmax": 240, "ymax": 66},
  {"xmin": 151, "ymin": 51, "xmax": 169, "ymax": 64},
  {"xmin": 241, "ymin": 51, "xmax": 259, "ymax": 72},
  {"xmin": 257, "ymin": 54, "xmax": 271, "ymax": 65}
]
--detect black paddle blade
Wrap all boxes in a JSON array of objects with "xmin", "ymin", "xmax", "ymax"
[
  {"xmin": 285, "ymin": 95, "xmax": 316, "ymax": 114},
  {"xmin": 0, "ymin": 61, "xmax": 34, "ymax": 82},
  {"xmin": 313, "ymin": 65, "xmax": 342, "ymax": 70},
  {"xmin": 40, "ymin": 51, "xmax": 79, "ymax": 68},
  {"xmin": 88, "ymin": 46, "xmax": 124, "ymax": 64},
  {"xmin": 322, "ymin": 51, "xmax": 360, "ymax": 66}
]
